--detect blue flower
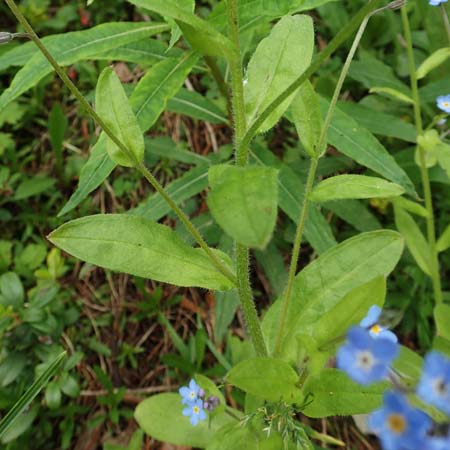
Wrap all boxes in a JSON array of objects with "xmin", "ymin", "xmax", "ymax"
[
  {"xmin": 416, "ymin": 351, "xmax": 450, "ymax": 415},
  {"xmin": 424, "ymin": 435, "xmax": 450, "ymax": 450},
  {"xmin": 368, "ymin": 391, "xmax": 432, "ymax": 450},
  {"xmin": 337, "ymin": 326, "xmax": 399, "ymax": 385},
  {"xmin": 429, "ymin": 0, "xmax": 448, "ymax": 5},
  {"xmin": 437, "ymin": 95, "xmax": 450, "ymax": 113},
  {"xmin": 360, "ymin": 305, "xmax": 398, "ymax": 343},
  {"xmin": 179, "ymin": 379, "xmax": 201, "ymax": 405},
  {"xmin": 182, "ymin": 399, "xmax": 207, "ymax": 426}
]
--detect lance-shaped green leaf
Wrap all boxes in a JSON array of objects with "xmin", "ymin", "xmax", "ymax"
[
  {"xmin": 289, "ymin": 80, "xmax": 323, "ymax": 158},
  {"xmin": 244, "ymin": 14, "xmax": 314, "ymax": 133},
  {"xmin": 207, "ymin": 165, "xmax": 278, "ymax": 249},
  {"xmin": 48, "ymin": 215, "xmax": 235, "ymax": 291},
  {"xmin": 135, "ymin": 394, "xmax": 235, "ymax": 447},
  {"xmin": 59, "ymin": 54, "xmax": 196, "ymax": 215},
  {"xmin": 435, "ymin": 304, "xmax": 450, "ymax": 342},
  {"xmin": 226, "ymin": 358, "xmax": 301, "ymax": 403},
  {"xmin": 369, "ymin": 87, "xmax": 414, "ymax": 105},
  {"xmin": 127, "ymin": 0, "xmax": 234, "ymax": 59},
  {"xmin": 0, "ymin": 22, "xmax": 167, "ymax": 110},
  {"xmin": 320, "ymin": 99, "xmax": 416, "ymax": 196},
  {"xmin": 263, "ymin": 231, "xmax": 404, "ymax": 358},
  {"xmin": 417, "ymin": 47, "xmax": 450, "ymax": 80},
  {"xmin": 310, "ymin": 175, "xmax": 405, "ymax": 202},
  {"xmin": 437, "ymin": 223, "xmax": 450, "ymax": 253},
  {"xmin": 96, "ymin": 68, "xmax": 144, "ymax": 167},
  {"xmin": 301, "ymin": 369, "xmax": 387, "ymax": 418},
  {"xmin": 313, "ymin": 277, "xmax": 386, "ymax": 347},
  {"xmin": 394, "ymin": 205, "xmax": 431, "ymax": 276}
]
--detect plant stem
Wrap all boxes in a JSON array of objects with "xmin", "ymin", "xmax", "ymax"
[
  {"xmin": 274, "ymin": 3, "xmax": 383, "ymax": 355},
  {"xmin": 441, "ymin": 3, "xmax": 450, "ymax": 44},
  {"xmin": 227, "ymin": 0, "xmax": 267, "ymax": 357},
  {"xmin": 401, "ymin": 6, "xmax": 443, "ymax": 305},
  {"xmin": 5, "ymin": 0, "xmax": 236, "ymax": 286}
]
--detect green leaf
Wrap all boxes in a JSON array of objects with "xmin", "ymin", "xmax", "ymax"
[
  {"xmin": 251, "ymin": 145, "xmax": 336, "ymax": 254},
  {"xmin": 301, "ymin": 369, "xmax": 387, "ymax": 418},
  {"xmin": 48, "ymin": 214, "xmax": 235, "ymax": 290},
  {"xmin": 207, "ymin": 165, "xmax": 278, "ymax": 249},
  {"xmin": 130, "ymin": 53, "xmax": 198, "ymax": 131},
  {"xmin": 14, "ymin": 176, "xmax": 55, "ymax": 200},
  {"xmin": 127, "ymin": 0, "xmax": 234, "ymax": 58},
  {"xmin": 392, "ymin": 346, "xmax": 423, "ymax": 388},
  {"xmin": 434, "ymin": 140, "xmax": 450, "ymax": 180},
  {"xmin": 167, "ymin": 88, "xmax": 228, "ymax": 124},
  {"xmin": 369, "ymin": 87, "xmax": 414, "ymax": 104},
  {"xmin": 391, "ymin": 197, "xmax": 430, "ymax": 219},
  {"xmin": 0, "ymin": 352, "xmax": 66, "ymax": 440},
  {"xmin": 435, "ymin": 304, "xmax": 450, "ymax": 341},
  {"xmin": 313, "ymin": 277, "xmax": 386, "ymax": 347},
  {"xmin": 44, "ymin": 381, "xmax": 61, "ymax": 409},
  {"xmin": 349, "ymin": 53, "xmax": 411, "ymax": 96},
  {"xmin": 58, "ymin": 139, "xmax": 115, "ymax": 216},
  {"xmin": 0, "ymin": 22, "xmax": 168, "ymax": 110},
  {"xmin": 59, "ymin": 53, "xmax": 196, "ymax": 216},
  {"xmin": 245, "ymin": 14, "xmax": 314, "ymax": 132},
  {"xmin": 91, "ymin": 39, "xmax": 181, "ymax": 66},
  {"xmin": 226, "ymin": 358, "xmax": 301, "ymax": 403},
  {"xmin": 0, "ymin": 272, "xmax": 24, "ymax": 310},
  {"xmin": 132, "ymin": 164, "xmax": 209, "ymax": 221},
  {"xmin": 416, "ymin": 47, "xmax": 450, "ymax": 80},
  {"xmin": 96, "ymin": 68, "xmax": 144, "ymax": 167},
  {"xmin": 394, "ymin": 206, "xmax": 431, "ymax": 276},
  {"xmin": 263, "ymin": 231, "xmax": 404, "ymax": 359},
  {"xmin": 289, "ymin": 80, "xmax": 323, "ymax": 157},
  {"xmin": 437, "ymin": 223, "xmax": 450, "ymax": 253},
  {"xmin": 0, "ymin": 354, "xmax": 27, "ymax": 387},
  {"xmin": 337, "ymin": 101, "xmax": 417, "ymax": 143},
  {"xmin": 135, "ymin": 393, "xmax": 234, "ymax": 447},
  {"xmin": 320, "ymin": 99, "xmax": 416, "ymax": 196},
  {"xmin": 311, "ymin": 175, "xmax": 405, "ymax": 202}
]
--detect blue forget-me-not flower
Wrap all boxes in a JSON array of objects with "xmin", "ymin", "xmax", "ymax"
[
  {"xmin": 417, "ymin": 351, "xmax": 450, "ymax": 416},
  {"xmin": 179, "ymin": 379, "xmax": 201, "ymax": 405},
  {"xmin": 337, "ymin": 326, "xmax": 398, "ymax": 385},
  {"xmin": 182, "ymin": 399, "xmax": 208, "ymax": 426},
  {"xmin": 360, "ymin": 305, "xmax": 398, "ymax": 343},
  {"xmin": 368, "ymin": 391, "xmax": 431, "ymax": 450},
  {"xmin": 429, "ymin": 0, "xmax": 448, "ymax": 5},
  {"xmin": 437, "ymin": 95, "xmax": 450, "ymax": 113}
]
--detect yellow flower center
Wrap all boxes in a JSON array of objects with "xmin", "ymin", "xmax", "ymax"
[
  {"xmin": 189, "ymin": 391, "xmax": 196, "ymax": 399},
  {"xmin": 370, "ymin": 324, "xmax": 381, "ymax": 335},
  {"xmin": 387, "ymin": 414, "xmax": 406, "ymax": 434},
  {"xmin": 193, "ymin": 406, "xmax": 200, "ymax": 414},
  {"xmin": 443, "ymin": 101, "xmax": 450, "ymax": 108}
]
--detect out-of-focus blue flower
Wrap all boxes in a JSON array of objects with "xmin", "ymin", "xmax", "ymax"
[
  {"xmin": 179, "ymin": 379, "xmax": 201, "ymax": 405},
  {"xmin": 182, "ymin": 399, "xmax": 207, "ymax": 426},
  {"xmin": 417, "ymin": 351, "xmax": 450, "ymax": 415},
  {"xmin": 437, "ymin": 95, "xmax": 450, "ymax": 113},
  {"xmin": 429, "ymin": 0, "xmax": 448, "ymax": 5},
  {"xmin": 368, "ymin": 391, "xmax": 432, "ymax": 450},
  {"xmin": 360, "ymin": 305, "xmax": 398, "ymax": 343},
  {"xmin": 424, "ymin": 435, "xmax": 450, "ymax": 450},
  {"xmin": 337, "ymin": 326, "xmax": 398, "ymax": 385}
]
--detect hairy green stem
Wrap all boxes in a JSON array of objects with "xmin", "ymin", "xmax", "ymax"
[
  {"xmin": 401, "ymin": 6, "xmax": 443, "ymax": 305},
  {"xmin": 227, "ymin": 0, "xmax": 267, "ymax": 357},
  {"xmin": 441, "ymin": 4, "xmax": 450, "ymax": 44},
  {"xmin": 238, "ymin": 0, "xmax": 383, "ymax": 152},
  {"xmin": 274, "ymin": 2, "xmax": 386, "ymax": 355},
  {"xmin": 5, "ymin": 0, "xmax": 236, "ymax": 285}
]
